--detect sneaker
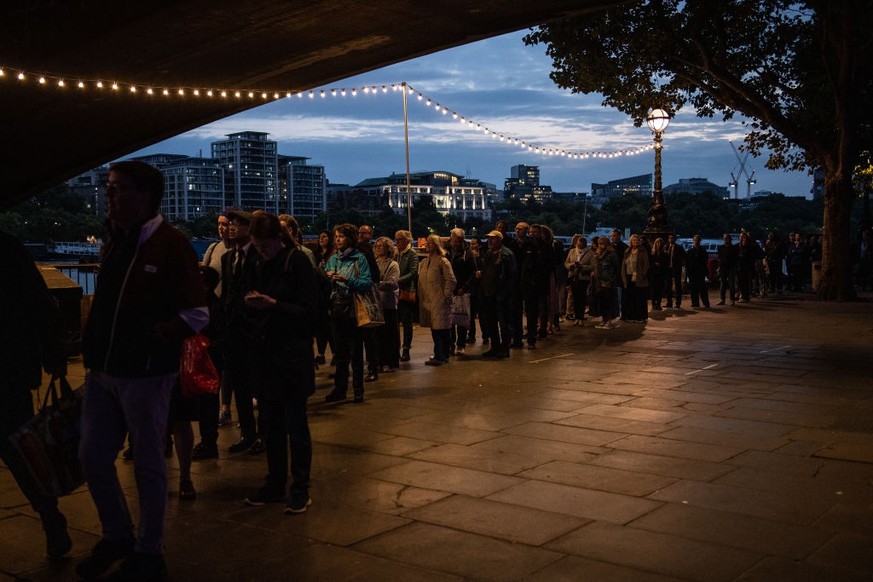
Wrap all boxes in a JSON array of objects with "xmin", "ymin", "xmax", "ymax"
[
  {"xmin": 716, "ymin": 300, "xmax": 725, "ymax": 305},
  {"xmin": 424, "ymin": 358, "xmax": 446, "ymax": 366},
  {"xmin": 105, "ymin": 552, "xmax": 167, "ymax": 582},
  {"xmin": 247, "ymin": 438, "xmax": 266, "ymax": 455},
  {"xmin": 228, "ymin": 438, "xmax": 255, "ymax": 453},
  {"xmin": 76, "ymin": 537, "xmax": 135, "ymax": 579},
  {"xmin": 325, "ymin": 391, "xmax": 347, "ymax": 402},
  {"xmin": 179, "ymin": 479, "xmax": 197, "ymax": 501},
  {"xmin": 192, "ymin": 442, "xmax": 218, "ymax": 460},
  {"xmin": 244, "ymin": 488, "xmax": 285, "ymax": 506},
  {"xmin": 314, "ymin": 354, "xmax": 326, "ymax": 365},
  {"xmin": 43, "ymin": 512, "xmax": 71, "ymax": 559},
  {"xmin": 284, "ymin": 496, "xmax": 312, "ymax": 515},
  {"xmin": 400, "ymin": 348, "xmax": 410, "ymax": 362},
  {"xmin": 595, "ymin": 322, "xmax": 608, "ymax": 329},
  {"xmin": 456, "ymin": 346, "xmax": 466, "ymax": 354},
  {"xmin": 218, "ymin": 410, "xmax": 231, "ymax": 426}
]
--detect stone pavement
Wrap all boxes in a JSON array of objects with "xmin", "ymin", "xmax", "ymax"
[{"xmin": 2, "ymin": 292, "xmax": 873, "ymax": 581}]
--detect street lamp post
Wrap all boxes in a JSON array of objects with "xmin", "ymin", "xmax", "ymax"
[{"xmin": 643, "ymin": 108, "xmax": 673, "ymax": 242}]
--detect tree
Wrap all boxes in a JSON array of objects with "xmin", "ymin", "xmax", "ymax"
[{"xmin": 525, "ymin": 0, "xmax": 873, "ymax": 300}]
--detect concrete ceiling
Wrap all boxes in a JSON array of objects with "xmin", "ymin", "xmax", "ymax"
[{"xmin": 0, "ymin": 1, "xmax": 616, "ymax": 210}]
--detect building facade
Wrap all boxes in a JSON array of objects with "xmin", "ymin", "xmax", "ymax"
[
  {"xmin": 360, "ymin": 171, "xmax": 492, "ymax": 222},
  {"xmin": 504, "ymin": 164, "xmax": 553, "ymax": 201},
  {"xmin": 278, "ymin": 155, "xmax": 326, "ymax": 221},
  {"xmin": 590, "ymin": 174, "xmax": 653, "ymax": 206},
  {"xmin": 663, "ymin": 177, "xmax": 729, "ymax": 198},
  {"xmin": 159, "ymin": 157, "xmax": 226, "ymax": 222},
  {"xmin": 211, "ymin": 131, "xmax": 279, "ymax": 212}
]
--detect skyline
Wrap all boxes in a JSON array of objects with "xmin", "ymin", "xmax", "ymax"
[{"xmin": 129, "ymin": 30, "xmax": 815, "ymax": 200}]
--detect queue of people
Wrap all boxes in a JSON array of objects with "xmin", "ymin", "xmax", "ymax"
[{"xmin": 3, "ymin": 159, "xmax": 858, "ymax": 581}]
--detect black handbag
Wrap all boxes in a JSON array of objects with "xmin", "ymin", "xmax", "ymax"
[{"xmin": 8, "ymin": 377, "xmax": 85, "ymax": 497}]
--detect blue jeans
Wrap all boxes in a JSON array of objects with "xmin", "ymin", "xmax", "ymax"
[{"xmin": 79, "ymin": 370, "xmax": 175, "ymax": 555}]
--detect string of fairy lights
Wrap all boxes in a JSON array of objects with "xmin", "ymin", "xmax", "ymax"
[{"xmin": 1, "ymin": 65, "xmax": 655, "ymax": 160}]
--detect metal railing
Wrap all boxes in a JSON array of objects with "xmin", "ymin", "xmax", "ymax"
[{"xmin": 53, "ymin": 263, "xmax": 99, "ymax": 296}]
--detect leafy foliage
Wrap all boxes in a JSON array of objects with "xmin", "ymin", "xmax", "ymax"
[{"xmin": 525, "ymin": 0, "xmax": 873, "ymax": 299}]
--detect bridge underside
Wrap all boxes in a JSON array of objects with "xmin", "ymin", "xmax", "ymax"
[{"xmin": 0, "ymin": 1, "xmax": 616, "ymax": 210}]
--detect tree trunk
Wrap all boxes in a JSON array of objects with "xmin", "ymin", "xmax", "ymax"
[{"xmin": 818, "ymin": 171, "xmax": 857, "ymax": 301}]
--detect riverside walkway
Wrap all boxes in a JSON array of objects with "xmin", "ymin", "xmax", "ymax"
[{"xmin": 2, "ymin": 292, "xmax": 873, "ymax": 581}]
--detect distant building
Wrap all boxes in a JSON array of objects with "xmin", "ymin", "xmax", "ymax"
[
  {"xmin": 278, "ymin": 155, "xmax": 325, "ymax": 222},
  {"xmin": 590, "ymin": 174, "xmax": 652, "ymax": 206},
  {"xmin": 67, "ymin": 166, "xmax": 110, "ymax": 216},
  {"xmin": 159, "ymin": 157, "xmax": 225, "ymax": 222},
  {"xmin": 211, "ymin": 131, "xmax": 279, "ymax": 212},
  {"xmin": 663, "ymin": 177, "xmax": 729, "ymax": 198},
  {"xmin": 504, "ymin": 164, "xmax": 553, "ymax": 201},
  {"xmin": 325, "ymin": 182, "xmax": 383, "ymax": 216},
  {"xmin": 357, "ymin": 171, "xmax": 492, "ymax": 221}
]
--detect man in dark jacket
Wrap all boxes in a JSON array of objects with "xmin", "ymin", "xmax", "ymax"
[
  {"xmin": 717, "ymin": 234, "xmax": 739, "ymax": 305},
  {"xmin": 479, "ymin": 230, "xmax": 517, "ymax": 358},
  {"xmin": 686, "ymin": 234, "xmax": 711, "ymax": 308},
  {"xmin": 665, "ymin": 234, "xmax": 686, "ymax": 309},
  {"xmin": 77, "ymin": 161, "xmax": 207, "ymax": 580},
  {"xmin": 221, "ymin": 210, "xmax": 264, "ymax": 454},
  {"xmin": 0, "ymin": 230, "xmax": 70, "ymax": 559}
]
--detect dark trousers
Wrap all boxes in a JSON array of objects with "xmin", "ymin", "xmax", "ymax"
[
  {"xmin": 315, "ymin": 312, "xmax": 333, "ymax": 358},
  {"xmin": 197, "ymin": 392, "xmax": 219, "ymax": 448},
  {"xmin": 511, "ymin": 287, "xmax": 525, "ymax": 345},
  {"xmin": 666, "ymin": 269, "xmax": 683, "ymax": 307},
  {"xmin": 767, "ymin": 259, "xmax": 783, "ymax": 292},
  {"xmin": 738, "ymin": 268, "xmax": 753, "ymax": 300},
  {"xmin": 431, "ymin": 328, "xmax": 452, "ymax": 362},
  {"xmin": 596, "ymin": 287, "xmax": 617, "ymax": 321},
  {"xmin": 362, "ymin": 327, "xmax": 379, "ymax": 374},
  {"xmin": 650, "ymin": 274, "xmax": 664, "ymax": 308},
  {"xmin": 331, "ymin": 315, "xmax": 364, "ymax": 397},
  {"xmin": 468, "ymin": 292, "xmax": 480, "ymax": 341},
  {"xmin": 261, "ymin": 396, "xmax": 311, "ymax": 496},
  {"xmin": 0, "ymin": 387, "xmax": 63, "ymax": 525},
  {"xmin": 570, "ymin": 280, "xmax": 589, "ymax": 320},
  {"xmin": 720, "ymin": 269, "xmax": 737, "ymax": 302},
  {"xmin": 523, "ymin": 288, "xmax": 547, "ymax": 344},
  {"xmin": 398, "ymin": 300, "xmax": 415, "ymax": 350},
  {"xmin": 224, "ymin": 366, "xmax": 257, "ymax": 441},
  {"xmin": 481, "ymin": 297, "xmax": 512, "ymax": 350},
  {"xmin": 376, "ymin": 309, "xmax": 400, "ymax": 369},
  {"xmin": 689, "ymin": 276, "xmax": 710, "ymax": 307}
]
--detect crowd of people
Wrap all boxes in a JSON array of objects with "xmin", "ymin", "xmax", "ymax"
[{"xmin": 4, "ymin": 158, "xmax": 868, "ymax": 581}]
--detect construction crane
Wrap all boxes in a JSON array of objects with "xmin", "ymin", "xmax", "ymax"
[{"xmin": 730, "ymin": 141, "xmax": 756, "ymax": 198}]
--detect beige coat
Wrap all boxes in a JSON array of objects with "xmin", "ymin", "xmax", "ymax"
[{"xmin": 418, "ymin": 254, "xmax": 456, "ymax": 330}]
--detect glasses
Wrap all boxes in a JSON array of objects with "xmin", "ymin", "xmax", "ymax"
[{"xmin": 105, "ymin": 182, "xmax": 137, "ymax": 196}]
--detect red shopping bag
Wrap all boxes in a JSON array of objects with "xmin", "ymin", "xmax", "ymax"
[{"xmin": 179, "ymin": 334, "xmax": 220, "ymax": 398}]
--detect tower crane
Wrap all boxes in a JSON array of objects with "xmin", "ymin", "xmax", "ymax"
[{"xmin": 730, "ymin": 141, "xmax": 756, "ymax": 198}]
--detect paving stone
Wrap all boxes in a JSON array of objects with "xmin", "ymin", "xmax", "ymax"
[
  {"xmin": 378, "ymin": 419, "xmax": 500, "ymax": 445},
  {"xmin": 401, "ymin": 494, "xmax": 587, "ymax": 545},
  {"xmin": 312, "ymin": 442, "xmax": 408, "ymax": 476},
  {"xmin": 657, "ymin": 425, "xmax": 789, "ymax": 451},
  {"xmin": 519, "ymin": 461, "xmax": 677, "ymax": 496},
  {"xmin": 524, "ymin": 555, "xmax": 682, "ymax": 582},
  {"xmin": 313, "ymin": 474, "xmax": 452, "ymax": 515},
  {"xmin": 545, "ymin": 521, "xmax": 763, "ymax": 582},
  {"xmin": 504, "ymin": 421, "xmax": 627, "ymax": 447},
  {"xmin": 554, "ymin": 412, "xmax": 672, "ymax": 436},
  {"xmin": 807, "ymin": 533, "xmax": 873, "ymax": 574},
  {"xmin": 588, "ymin": 449, "xmax": 734, "ymax": 482},
  {"xmin": 647, "ymin": 480, "xmax": 833, "ymax": 525},
  {"xmin": 409, "ymin": 443, "xmax": 546, "ymax": 475},
  {"xmin": 813, "ymin": 440, "xmax": 873, "ymax": 463},
  {"xmin": 538, "ymin": 389, "xmax": 634, "ymax": 405},
  {"xmin": 486, "ymin": 480, "xmax": 662, "ymax": 524},
  {"xmin": 713, "ymin": 405, "xmax": 836, "ymax": 428},
  {"xmin": 634, "ymin": 388, "xmax": 738, "ymax": 405},
  {"xmin": 631, "ymin": 502, "xmax": 834, "ymax": 559},
  {"xmin": 576, "ymin": 402, "xmax": 688, "ymax": 424},
  {"xmin": 368, "ymin": 460, "xmax": 523, "ymax": 497},
  {"xmin": 353, "ymin": 522, "xmax": 563, "ymax": 582},
  {"xmin": 735, "ymin": 555, "xmax": 872, "ymax": 582},
  {"xmin": 471, "ymin": 435, "xmax": 605, "ymax": 464},
  {"xmin": 221, "ymin": 498, "xmax": 410, "ymax": 547},
  {"xmin": 608, "ymin": 434, "xmax": 745, "ymax": 463}
]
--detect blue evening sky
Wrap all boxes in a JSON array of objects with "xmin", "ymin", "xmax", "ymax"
[{"xmin": 130, "ymin": 30, "xmax": 813, "ymax": 199}]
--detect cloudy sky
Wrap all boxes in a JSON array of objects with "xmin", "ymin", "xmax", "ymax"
[{"xmin": 131, "ymin": 30, "xmax": 813, "ymax": 199}]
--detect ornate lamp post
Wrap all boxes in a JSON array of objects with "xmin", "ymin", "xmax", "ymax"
[{"xmin": 643, "ymin": 108, "xmax": 673, "ymax": 241}]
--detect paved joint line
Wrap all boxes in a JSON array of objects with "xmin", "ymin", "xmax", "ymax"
[
  {"xmin": 686, "ymin": 363, "xmax": 719, "ymax": 375},
  {"xmin": 759, "ymin": 344, "xmax": 793, "ymax": 354},
  {"xmin": 529, "ymin": 353, "xmax": 574, "ymax": 364}
]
